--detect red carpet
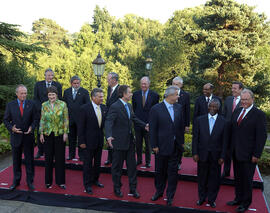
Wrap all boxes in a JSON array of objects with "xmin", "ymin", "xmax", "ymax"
[{"xmin": 0, "ymin": 165, "xmax": 268, "ymax": 213}]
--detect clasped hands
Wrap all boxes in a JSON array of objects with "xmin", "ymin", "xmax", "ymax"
[
  {"xmin": 192, "ymin": 154, "xmax": 224, "ymax": 165},
  {"xmin": 12, "ymin": 125, "xmax": 32, "ymax": 134}
]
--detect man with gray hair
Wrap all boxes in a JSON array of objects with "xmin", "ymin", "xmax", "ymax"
[
  {"xmin": 34, "ymin": 68, "xmax": 62, "ymax": 159},
  {"xmin": 4, "ymin": 85, "xmax": 38, "ymax": 191},
  {"xmin": 172, "ymin": 76, "xmax": 191, "ymax": 170},
  {"xmin": 149, "ymin": 85, "xmax": 185, "ymax": 206},
  {"xmin": 227, "ymin": 89, "xmax": 267, "ymax": 212},
  {"xmin": 63, "ymin": 75, "xmax": 90, "ymax": 161},
  {"xmin": 132, "ymin": 76, "xmax": 159, "ymax": 168}
]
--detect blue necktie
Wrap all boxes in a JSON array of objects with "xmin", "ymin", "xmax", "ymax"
[
  {"xmin": 125, "ymin": 103, "xmax": 130, "ymax": 119},
  {"xmin": 169, "ymin": 105, "xmax": 174, "ymax": 121},
  {"xmin": 209, "ymin": 117, "xmax": 215, "ymax": 134}
]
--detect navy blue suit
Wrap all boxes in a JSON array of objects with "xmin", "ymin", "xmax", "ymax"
[
  {"xmin": 132, "ymin": 90, "xmax": 159, "ymax": 164},
  {"xmin": 149, "ymin": 102, "xmax": 185, "ymax": 200},
  {"xmin": 3, "ymin": 99, "xmax": 38, "ymax": 185},
  {"xmin": 192, "ymin": 114, "xmax": 227, "ymax": 202},
  {"xmin": 230, "ymin": 106, "xmax": 267, "ymax": 208},
  {"xmin": 78, "ymin": 102, "xmax": 106, "ymax": 189}
]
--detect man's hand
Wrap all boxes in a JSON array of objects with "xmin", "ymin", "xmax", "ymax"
[
  {"xmin": 185, "ymin": 126, "xmax": 190, "ymax": 133},
  {"xmin": 24, "ymin": 126, "xmax": 32, "ymax": 134},
  {"xmin": 80, "ymin": 144, "xmax": 86, "ymax": 149},
  {"xmin": 12, "ymin": 125, "xmax": 23, "ymax": 134},
  {"xmin": 145, "ymin": 124, "xmax": 149, "ymax": 132},
  {"xmin": 107, "ymin": 137, "xmax": 114, "ymax": 148},
  {"xmin": 218, "ymin": 158, "xmax": 224, "ymax": 165},
  {"xmin": 252, "ymin": 156, "xmax": 259, "ymax": 163},
  {"xmin": 63, "ymin": 133, "xmax": 68, "ymax": 142},
  {"xmin": 152, "ymin": 147, "xmax": 159, "ymax": 154},
  {"xmin": 40, "ymin": 134, "xmax": 45, "ymax": 144},
  {"xmin": 193, "ymin": 154, "xmax": 199, "ymax": 162}
]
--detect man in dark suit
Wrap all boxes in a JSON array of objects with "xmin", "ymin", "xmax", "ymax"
[
  {"xmin": 193, "ymin": 83, "xmax": 222, "ymax": 125},
  {"xmin": 227, "ymin": 89, "xmax": 267, "ymax": 212},
  {"xmin": 222, "ymin": 82, "xmax": 243, "ymax": 177},
  {"xmin": 78, "ymin": 88, "xmax": 106, "ymax": 194},
  {"xmin": 34, "ymin": 68, "xmax": 62, "ymax": 159},
  {"xmin": 105, "ymin": 85, "xmax": 148, "ymax": 198},
  {"xmin": 149, "ymin": 85, "xmax": 185, "ymax": 206},
  {"xmin": 104, "ymin": 72, "xmax": 120, "ymax": 165},
  {"xmin": 3, "ymin": 85, "xmax": 38, "ymax": 191},
  {"xmin": 192, "ymin": 99, "xmax": 227, "ymax": 208},
  {"xmin": 172, "ymin": 76, "xmax": 191, "ymax": 170},
  {"xmin": 63, "ymin": 76, "xmax": 90, "ymax": 161},
  {"xmin": 132, "ymin": 76, "xmax": 159, "ymax": 168}
]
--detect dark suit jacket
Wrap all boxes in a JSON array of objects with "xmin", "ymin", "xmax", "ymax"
[
  {"xmin": 223, "ymin": 96, "xmax": 241, "ymax": 121},
  {"xmin": 34, "ymin": 80, "xmax": 62, "ymax": 111},
  {"xmin": 231, "ymin": 107, "xmax": 267, "ymax": 161},
  {"xmin": 3, "ymin": 100, "xmax": 38, "ymax": 148},
  {"xmin": 106, "ymin": 85, "xmax": 120, "ymax": 108},
  {"xmin": 192, "ymin": 114, "xmax": 227, "ymax": 162},
  {"xmin": 193, "ymin": 95, "xmax": 222, "ymax": 124},
  {"xmin": 78, "ymin": 103, "xmax": 106, "ymax": 150},
  {"xmin": 132, "ymin": 89, "xmax": 159, "ymax": 125},
  {"xmin": 149, "ymin": 102, "xmax": 185, "ymax": 156},
  {"xmin": 105, "ymin": 99, "xmax": 146, "ymax": 151},
  {"xmin": 178, "ymin": 90, "xmax": 190, "ymax": 127},
  {"xmin": 63, "ymin": 87, "xmax": 90, "ymax": 124}
]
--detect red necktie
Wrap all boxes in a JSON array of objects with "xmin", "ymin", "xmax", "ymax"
[
  {"xmin": 19, "ymin": 101, "xmax": 23, "ymax": 116},
  {"xmin": 232, "ymin": 97, "xmax": 237, "ymax": 112},
  {"xmin": 237, "ymin": 109, "xmax": 246, "ymax": 126}
]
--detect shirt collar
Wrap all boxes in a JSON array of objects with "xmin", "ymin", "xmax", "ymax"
[
  {"xmin": 142, "ymin": 89, "xmax": 149, "ymax": 95},
  {"xmin": 208, "ymin": 113, "xmax": 218, "ymax": 120},
  {"xmin": 17, "ymin": 99, "xmax": 25, "ymax": 105},
  {"xmin": 111, "ymin": 84, "xmax": 119, "ymax": 92},
  {"xmin": 72, "ymin": 87, "xmax": 80, "ymax": 93},
  {"xmin": 242, "ymin": 104, "xmax": 253, "ymax": 113},
  {"xmin": 119, "ymin": 98, "xmax": 128, "ymax": 106},
  {"xmin": 92, "ymin": 101, "xmax": 99, "ymax": 108},
  {"xmin": 164, "ymin": 99, "xmax": 173, "ymax": 108},
  {"xmin": 206, "ymin": 94, "xmax": 213, "ymax": 100}
]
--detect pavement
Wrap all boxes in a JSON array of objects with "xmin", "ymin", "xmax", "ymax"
[{"xmin": 0, "ymin": 152, "xmax": 269, "ymax": 212}]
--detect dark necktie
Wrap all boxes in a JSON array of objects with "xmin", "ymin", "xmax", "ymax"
[
  {"xmin": 142, "ymin": 91, "xmax": 146, "ymax": 107},
  {"xmin": 19, "ymin": 101, "xmax": 23, "ymax": 116},
  {"xmin": 237, "ymin": 109, "xmax": 246, "ymax": 126}
]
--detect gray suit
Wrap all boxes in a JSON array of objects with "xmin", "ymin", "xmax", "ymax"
[
  {"xmin": 105, "ymin": 99, "xmax": 145, "ymax": 191},
  {"xmin": 222, "ymin": 96, "xmax": 241, "ymax": 175}
]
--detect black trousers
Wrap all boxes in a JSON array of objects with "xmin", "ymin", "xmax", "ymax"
[
  {"xmin": 68, "ymin": 121, "xmax": 82, "ymax": 159},
  {"xmin": 197, "ymin": 152, "xmax": 221, "ymax": 202},
  {"xmin": 107, "ymin": 148, "xmax": 113, "ymax": 163},
  {"xmin": 82, "ymin": 146, "xmax": 102, "ymax": 188},
  {"xmin": 135, "ymin": 127, "xmax": 151, "ymax": 164},
  {"xmin": 44, "ymin": 133, "xmax": 65, "ymax": 185},
  {"xmin": 223, "ymin": 144, "xmax": 232, "ymax": 175},
  {"xmin": 233, "ymin": 153, "xmax": 256, "ymax": 208},
  {"xmin": 12, "ymin": 135, "xmax": 34, "ymax": 185},
  {"xmin": 155, "ymin": 147, "xmax": 180, "ymax": 200},
  {"xmin": 36, "ymin": 122, "xmax": 44, "ymax": 155},
  {"xmin": 111, "ymin": 142, "xmax": 137, "ymax": 191}
]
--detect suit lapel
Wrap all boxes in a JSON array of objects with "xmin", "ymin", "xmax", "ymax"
[
  {"xmin": 210, "ymin": 115, "xmax": 220, "ymax": 137},
  {"xmin": 239, "ymin": 107, "xmax": 255, "ymax": 126},
  {"xmin": 89, "ymin": 103, "xmax": 100, "ymax": 128},
  {"xmin": 144, "ymin": 90, "xmax": 151, "ymax": 108},
  {"xmin": 118, "ymin": 100, "xmax": 129, "ymax": 120},
  {"xmin": 161, "ymin": 102, "xmax": 174, "ymax": 124}
]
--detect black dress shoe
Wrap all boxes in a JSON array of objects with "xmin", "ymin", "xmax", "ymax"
[
  {"xmin": 130, "ymin": 190, "xmax": 140, "ymax": 198},
  {"xmin": 167, "ymin": 199, "xmax": 173, "ymax": 206},
  {"xmin": 46, "ymin": 184, "xmax": 52, "ymax": 189},
  {"xmin": 9, "ymin": 183, "xmax": 19, "ymax": 191},
  {"xmin": 94, "ymin": 181, "xmax": 104, "ymax": 188},
  {"xmin": 34, "ymin": 153, "xmax": 43, "ymax": 159},
  {"xmin": 196, "ymin": 199, "xmax": 205, "ymax": 206},
  {"xmin": 136, "ymin": 161, "xmax": 142, "ymax": 166},
  {"xmin": 85, "ymin": 187, "xmax": 93, "ymax": 195},
  {"xmin": 236, "ymin": 205, "xmax": 248, "ymax": 212},
  {"xmin": 178, "ymin": 164, "xmax": 181, "ymax": 170},
  {"xmin": 114, "ymin": 189, "xmax": 123, "ymax": 197},
  {"xmin": 145, "ymin": 163, "xmax": 151, "ymax": 168},
  {"xmin": 58, "ymin": 184, "xmax": 66, "ymax": 189},
  {"xmin": 151, "ymin": 192, "xmax": 163, "ymax": 201},
  {"xmin": 27, "ymin": 183, "xmax": 35, "ymax": 191},
  {"xmin": 208, "ymin": 201, "xmax": 216, "ymax": 208},
  {"xmin": 104, "ymin": 160, "xmax": 111, "ymax": 165},
  {"xmin": 227, "ymin": 200, "xmax": 241, "ymax": 206}
]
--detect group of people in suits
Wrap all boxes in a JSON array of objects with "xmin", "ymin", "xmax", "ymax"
[{"xmin": 3, "ymin": 68, "xmax": 267, "ymax": 211}]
